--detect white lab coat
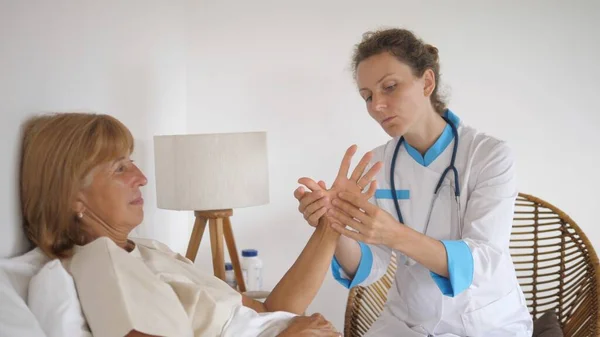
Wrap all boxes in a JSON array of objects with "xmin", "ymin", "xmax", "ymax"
[{"xmin": 332, "ymin": 111, "xmax": 533, "ymax": 336}]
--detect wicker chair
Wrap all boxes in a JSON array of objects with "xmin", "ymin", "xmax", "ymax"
[{"xmin": 344, "ymin": 193, "xmax": 600, "ymax": 337}]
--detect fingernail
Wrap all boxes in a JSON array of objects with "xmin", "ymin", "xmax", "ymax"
[
  {"xmin": 331, "ymin": 199, "xmax": 338, "ymax": 205},
  {"xmin": 327, "ymin": 209, "xmax": 335, "ymax": 215}
]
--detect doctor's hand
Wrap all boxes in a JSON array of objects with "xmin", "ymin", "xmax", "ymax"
[
  {"xmin": 294, "ymin": 145, "xmax": 383, "ymax": 227},
  {"xmin": 294, "ymin": 180, "xmax": 329, "ymax": 227},
  {"xmin": 278, "ymin": 313, "xmax": 341, "ymax": 337},
  {"xmin": 328, "ymin": 191, "xmax": 403, "ymax": 247}
]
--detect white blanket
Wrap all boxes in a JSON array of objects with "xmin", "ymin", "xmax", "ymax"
[{"xmin": 221, "ymin": 305, "xmax": 296, "ymax": 337}]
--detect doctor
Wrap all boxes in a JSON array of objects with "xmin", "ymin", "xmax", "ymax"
[{"xmin": 294, "ymin": 28, "xmax": 533, "ymax": 336}]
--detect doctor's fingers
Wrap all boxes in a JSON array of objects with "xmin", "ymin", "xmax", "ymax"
[
  {"xmin": 327, "ymin": 207, "xmax": 369, "ymax": 234},
  {"xmin": 338, "ymin": 191, "xmax": 379, "ymax": 216},
  {"xmin": 297, "ymin": 177, "xmax": 324, "ymax": 192},
  {"xmin": 331, "ymin": 198, "xmax": 370, "ymax": 225},
  {"xmin": 330, "ymin": 220, "xmax": 365, "ymax": 244},
  {"xmin": 306, "ymin": 207, "xmax": 328, "ymax": 227},
  {"xmin": 304, "ymin": 195, "xmax": 331, "ymax": 216},
  {"xmin": 294, "ymin": 186, "xmax": 306, "ymax": 201},
  {"xmin": 297, "ymin": 190, "xmax": 328, "ymax": 213}
]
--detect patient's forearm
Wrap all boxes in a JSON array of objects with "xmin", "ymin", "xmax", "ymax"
[{"xmin": 263, "ymin": 218, "xmax": 340, "ymax": 314}]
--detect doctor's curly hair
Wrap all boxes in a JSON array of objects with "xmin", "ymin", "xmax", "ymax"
[{"xmin": 352, "ymin": 28, "xmax": 447, "ymax": 115}]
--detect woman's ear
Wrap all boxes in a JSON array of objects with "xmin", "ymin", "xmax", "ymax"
[
  {"xmin": 423, "ymin": 69, "xmax": 436, "ymax": 97},
  {"xmin": 72, "ymin": 192, "xmax": 86, "ymax": 215}
]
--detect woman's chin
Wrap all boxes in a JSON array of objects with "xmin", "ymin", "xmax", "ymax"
[
  {"xmin": 128, "ymin": 212, "xmax": 144, "ymax": 227},
  {"xmin": 383, "ymin": 124, "xmax": 408, "ymax": 138}
]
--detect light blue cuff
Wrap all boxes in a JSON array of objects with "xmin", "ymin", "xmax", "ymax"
[
  {"xmin": 430, "ymin": 240, "xmax": 474, "ymax": 297},
  {"xmin": 331, "ymin": 242, "xmax": 373, "ymax": 289}
]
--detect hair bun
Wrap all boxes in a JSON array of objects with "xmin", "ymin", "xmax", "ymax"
[{"xmin": 425, "ymin": 44, "xmax": 439, "ymax": 63}]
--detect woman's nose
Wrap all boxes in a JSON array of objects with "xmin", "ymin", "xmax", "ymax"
[
  {"xmin": 373, "ymin": 96, "xmax": 387, "ymax": 112},
  {"xmin": 134, "ymin": 166, "xmax": 148, "ymax": 186},
  {"xmin": 139, "ymin": 174, "xmax": 148, "ymax": 186}
]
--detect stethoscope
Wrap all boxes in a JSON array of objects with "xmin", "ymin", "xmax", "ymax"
[
  {"xmin": 389, "ymin": 115, "xmax": 461, "ymax": 333},
  {"xmin": 389, "ymin": 115, "xmax": 461, "ymax": 234}
]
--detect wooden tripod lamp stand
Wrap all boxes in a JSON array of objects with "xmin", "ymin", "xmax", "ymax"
[
  {"xmin": 185, "ymin": 209, "xmax": 245, "ymax": 291},
  {"xmin": 153, "ymin": 132, "xmax": 270, "ymax": 293}
]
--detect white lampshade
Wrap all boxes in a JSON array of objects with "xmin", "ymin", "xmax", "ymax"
[{"xmin": 153, "ymin": 132, "xmax": 270, "ymax": 211}]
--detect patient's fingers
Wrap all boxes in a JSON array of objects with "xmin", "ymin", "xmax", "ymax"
[
  {"xmin": 349, "ymin": 151, "xmax": 373, "ymax": 183},
  {"xmin": 284, "ymin": 314, "xmax": 340, "ymax": 337},
  {"xmin": 356, "ymin": 161, "xmax": 382, "ymax": 193},
  {"xmin": 309, "ymin": 313, "xmax": 340, "ymax": 336},
  {"xmin": 336, "ymin": 145, "xmax": 357, "ymax": 179},
  {"xmin": 365, "ymin": 180, "xmax": 378, "ymax": 199}
]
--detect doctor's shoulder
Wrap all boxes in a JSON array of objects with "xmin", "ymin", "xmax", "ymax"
[
  {"xmin": 368, "ymin": 138, "xmax": 398, "ymax": 164},
  {"xmin": 461, "ymin": 124, "xmax": 517, "ymax": 183}
]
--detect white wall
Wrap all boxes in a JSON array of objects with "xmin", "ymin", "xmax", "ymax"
[
  {"xmin": 186, "ymin": 0, "xmax": 600, "ymax": 330},
  {"xmin": 0, "ymin": 0, "xmax": 191, "ymax": 257}
]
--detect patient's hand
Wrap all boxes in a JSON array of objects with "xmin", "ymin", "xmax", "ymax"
[
  {"xmin": 278, "ymin": 313, "xmax": 341, "ymax": 337},
  {"xmin": 294, "ymin": 145, "xmax": 383, "ymax": 227}
]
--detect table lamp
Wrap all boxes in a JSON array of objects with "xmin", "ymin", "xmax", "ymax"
[{"xmin": 153, "ymin": 132, "xmax": 270, "ymax": 292}]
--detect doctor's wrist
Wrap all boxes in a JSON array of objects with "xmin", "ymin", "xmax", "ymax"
[{"xmin": 390, "ymin": 224, "xmax": 415, "ymax": 253}]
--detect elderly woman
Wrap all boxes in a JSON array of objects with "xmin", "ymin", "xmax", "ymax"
[{"xmin": 19, "ymin": 112, "xmax": 380, "ymax": 337}]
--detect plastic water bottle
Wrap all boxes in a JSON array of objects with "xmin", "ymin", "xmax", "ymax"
[
  {"xmin": 241, "ymin": 249, "xmax": 263, "ymax": 291},
  {"xmin": 225, "ymin": 262, "xmax": 237, "ymax": 289}
]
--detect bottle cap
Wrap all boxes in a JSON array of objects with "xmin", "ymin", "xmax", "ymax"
[
  {"xmin": 242, "ymin": 249, "xmax": 258, "ymax": 257},
  {"xmin": 225, "ymin": 262, "xmax": 233, "ymax": 271}
]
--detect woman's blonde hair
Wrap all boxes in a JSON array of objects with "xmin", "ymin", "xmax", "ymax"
[{"xmin": 19, "ymin": 112, "xmax": 134, "ymax": 258}]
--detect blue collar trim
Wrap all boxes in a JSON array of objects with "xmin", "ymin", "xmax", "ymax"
[{"xmin": 403, "ymin": 109, "xmax": 460, "ymax": 167}]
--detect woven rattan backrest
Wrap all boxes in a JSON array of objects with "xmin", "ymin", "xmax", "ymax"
[
  {"xmin": 343, "ymin": 253, "xmax": 397, "ymax": 337},
  {"xmin": 512, "ymin": 193, "xmax": 599, "ymax": 336}
]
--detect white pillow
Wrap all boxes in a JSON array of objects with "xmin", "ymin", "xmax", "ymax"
[
  {"xmin": 28, "ymin": 259, "xmax": 92, "ymax": 337},
  {"xmin": 0, "ymin": 247, "xmax": 48, "ymax": 301},
  {"xmin": 0, "ymin": 268, "xmax": 47, "ymax": 336}
]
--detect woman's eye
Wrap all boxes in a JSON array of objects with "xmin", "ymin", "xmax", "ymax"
[
  {"xmin": 365, "ymin": 96, "xmax": 372, "ymax": 102},
  {"xmin": 384, "ymin": 84, "xmax": 396, "ymax": 92}
]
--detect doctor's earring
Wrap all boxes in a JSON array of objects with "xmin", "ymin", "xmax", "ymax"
[{"xmin": 77, "ymin": 212, "xmax": 84, "ymax": 219}]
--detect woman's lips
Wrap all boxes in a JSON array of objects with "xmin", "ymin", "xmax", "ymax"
[
  {"xmin": 382, "ymin": 116, "xmax": 396, "ymax": 125},
  {"xmin": 130, "ymin": 197, "xmax": 144, "ymax": 205}
]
